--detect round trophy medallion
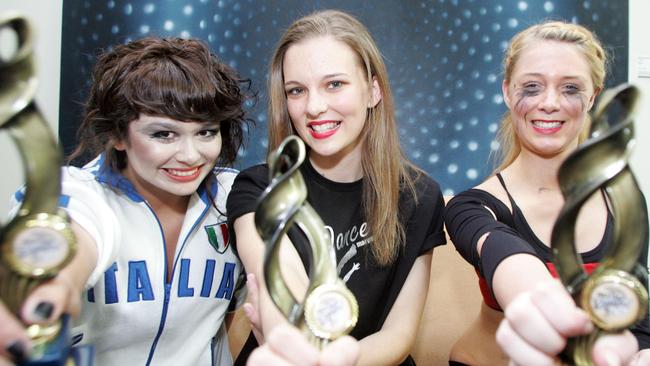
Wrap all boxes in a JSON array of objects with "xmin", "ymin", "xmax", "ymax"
[
  {"xmin": 304, "ymin": 283, "xmax": 359, "ymax": 340},
  {"xmin": 581, "ymin": 270, "xmax": 648, "ymax": 331},
  {"xmin": 3, "ymin": 213, "xmax": 75, "ymax": 278}
]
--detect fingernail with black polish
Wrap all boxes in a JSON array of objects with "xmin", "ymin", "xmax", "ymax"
[
  {"xmin": 33, "ymin": 301, "xmax": 54, "ymax": 321},
  {"xmin": 6, "ymin": 341, "xmax": 27, "ymax": 363}
]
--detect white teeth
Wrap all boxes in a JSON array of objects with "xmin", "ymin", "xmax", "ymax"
[
  {"xmin": 167, "ymin": 168, "xmax": 198, "ymax": 177},
  {"xmin": 532, "ymin": 120, "xmax": 562, "ymax": 129},
  {"xmin": 310, "ymin": 122, "xmax": 338, "ymax": 132}
]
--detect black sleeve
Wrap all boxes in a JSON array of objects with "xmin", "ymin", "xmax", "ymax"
[
  {"xmin": 411, "ymin": 173, "xmax": 447, "ymax": 254},
  {"xmin": 225, "ymin": 164, "xmax": 269, "ymax": 254},
  {"xmin": 374, "ymin": 172, "xmax": 446, "ymax": 329},
  {"xmin": 479, "ymin": 230, "xmax": 539, "ymax": 292},
  {"xmin": 445, "ymin": 190, "xmax": 541, "ymax": 291}
]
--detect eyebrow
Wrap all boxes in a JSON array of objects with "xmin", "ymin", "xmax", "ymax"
[
  {"xmin": 142, "ymin": 120, "xmax": 219, "ymax": 130},
  {"xmin": 520, "ymin": 72, "xmax": 588, "ymax": 82},
  {"xmin": 143, "ymin": 121, "xmax": 178, "ymax": 129},
  {"xmin": 322, "ymin": 72, "xmax": 347, "ymax": 79},
  {"xmin": 284, "ymin": 72, "xmax": 349, "ymax": 86}
]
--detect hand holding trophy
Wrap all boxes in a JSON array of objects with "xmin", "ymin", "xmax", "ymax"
[
  {"xmin": 0, "ymin": 12, "xmax": 90, "ymax": 365},
  {"xmin": 254, "ymin": 135, "xmax": 359, "ymax": 348},
  {"xmin": 551, "ymin": 83, "xmax": 649, "ymax": 365}
]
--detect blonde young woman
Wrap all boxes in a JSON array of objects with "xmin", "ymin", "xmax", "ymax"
[
  {"xmin": 226, "ymin": 9, "xmax": 446, "ymax": 366},
  {"xmin": 445, "ymin": 21, "xmax": 650, "ymax": 366}
]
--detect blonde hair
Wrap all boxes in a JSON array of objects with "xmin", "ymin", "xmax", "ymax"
[
  {"xmin": 494, "ymin": 20, "xmax": 608, "ymax": 172},
  {"xmin": 267, "ymin": 9, "xmax": 417, "ymax": 265}
]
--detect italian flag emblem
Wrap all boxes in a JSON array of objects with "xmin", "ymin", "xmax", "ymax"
[{"xmin": 205, "ymin": 223, "xmax": 229, "ymax": 254}]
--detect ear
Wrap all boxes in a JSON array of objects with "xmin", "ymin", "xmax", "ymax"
[
  {"xmin": 367, "ymin": 76, "xmax": 382, "ymax": 108},
  {"xmin": 113, "ymin": 138, "xmax": 126, "ymax": 151},
  {"xmin": 586, "ymin": 87, "xmax": 602, "ymax": 111},
  {"xmin": 502, "ymin": 79, "xmax": 512, "ymax": 109}
]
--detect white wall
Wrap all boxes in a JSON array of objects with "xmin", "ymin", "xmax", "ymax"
[
  {"xmin": 630, "ymin": 0, "xmax": 650, "ymax": 197},
  {"xmin": 629, "ymin": 0, "xmax": 650, "ymax": 275},
  {"xmin": 0, "ymin": 0, "xmax": 62, "ymax": 219}
]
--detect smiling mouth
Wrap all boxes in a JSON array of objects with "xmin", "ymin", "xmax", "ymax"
[
  {"xmin": 163, "ymin": 166, "xmax": 203, "ymax": 181},
  {"xmin": 532, "ymin": 120, "xmax": 563, "ymax": 129},
  {"xmin": 308, "ymin": 120, "xmax": 341, "ymax": 132}
]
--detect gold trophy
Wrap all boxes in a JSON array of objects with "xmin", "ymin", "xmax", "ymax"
[
  {"xmin": 255, "ymin": 136, "xmax": 359, "ymax": 347},
  {"xmin": 0, "ymin": 12, "xmax": 90, "ymax": 365},
  {"xmin": 551, "ymin": 84, "xmax": 649, "ymax": 365}
]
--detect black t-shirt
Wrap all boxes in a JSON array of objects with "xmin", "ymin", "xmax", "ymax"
[{"xmin": 227, "ymin": 159, "xmax": 447, "ymax": 341}]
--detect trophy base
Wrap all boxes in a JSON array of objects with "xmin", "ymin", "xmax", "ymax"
[
  {"xmin": 560, "ymin": 331, "xmax": 601, "ymax": 366},
  {"xmin": 19, "ymin": 315, "xmax": 94, "ymax": 366}
]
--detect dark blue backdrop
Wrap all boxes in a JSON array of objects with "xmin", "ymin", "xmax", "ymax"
[{"xmin": 59, "ymin": 0, "xmax": 628, "ymax": 195}]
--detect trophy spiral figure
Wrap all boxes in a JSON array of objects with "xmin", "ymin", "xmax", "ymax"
[
  {"xmin": 255, "ymin": 135, "xmax": 359, "ymax": 347},
  {"xmin": 551, "ymin": 84, "xmax": 649, "ymax": 365},
  {"xmin": 0, "ymin": 13, "xmax": 78, "ymax": 365}
]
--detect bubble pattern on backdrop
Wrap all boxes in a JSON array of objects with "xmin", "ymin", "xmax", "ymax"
[{"xmin": 59, "ymin": 0, "xmax": 628, "ymax": 195}]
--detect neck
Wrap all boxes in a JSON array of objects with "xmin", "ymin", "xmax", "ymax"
[
  {"xmin": 122, "ymin": 167, "xmax": 191, "ymax": 214},
  {"xmin": 309, "ymin": 150, "xmax": 363, "ymax": 183},
  {"xmin": 508, "ymin": 150, "xmax": 569, "ymax": 192},
  {"xmin": 146, "ymin": 192, "xmax": 190, "ymax": 215}
]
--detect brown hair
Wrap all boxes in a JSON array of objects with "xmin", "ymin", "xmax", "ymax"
[
  {"xmin": 267, "ymin": 10, "xmax": 418, "ymax": 265},
  {"xmin": 494, "ymin": 20, "xmax": 608, "ymax": 172},
  {"xmin": 69, "ymin": 37, "xmax": 252, "ymax": 171}
]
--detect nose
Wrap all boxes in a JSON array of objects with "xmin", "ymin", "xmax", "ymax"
[
  {"xmin": 306, "ymin": 90, "xmax": 327, "ymax": 117},
  {"xmin": 538, "ymin": 89, "xmax": 561, "ymax": 113},
  {"xmin": 176, "ymin": 138, "xmax": 201, "ymax": 165}
]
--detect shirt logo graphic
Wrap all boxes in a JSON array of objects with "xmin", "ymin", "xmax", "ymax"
[
  {"xmin": 205, "ymin": 223, "xmax": 229, "ymax": 254},
  {"xmin": 326, "ymin": 222, "xmax": 372, "ymax": 284}
]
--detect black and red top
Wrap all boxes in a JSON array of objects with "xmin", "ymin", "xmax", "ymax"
[{"xmin": 445, "ymin": 173, "xmax": 650, "ymax": 346}]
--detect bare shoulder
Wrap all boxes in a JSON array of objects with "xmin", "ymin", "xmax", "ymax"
[
  {"xmin": 474, "ymin": 176, "xmax": 503, "ymax": 197},
  {"xmin": 473, "ymin": 175, "xmax": 512, "ymax": 212}
]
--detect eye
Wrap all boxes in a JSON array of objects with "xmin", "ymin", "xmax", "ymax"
[
  {"xmin": 198, "ymin": 128, "xmax": 220, "ymax": 138},
  {"xmin": 562, "ymin": 84, "xmax": 582, "ymax": 95},
  {"xmin": 520, "ymin": 82, "xmax": 542, "ymax": 96},
  {"xmin": 151, "ymin": 131, "xmax": 175, "ymax": 140},
  {"xmin": 286, "ymin": 87, "xmax": 304, "ymax": 96},
  {"xmin": 327, "ymin": 80, "xmax": 344, "ymax": 89}
]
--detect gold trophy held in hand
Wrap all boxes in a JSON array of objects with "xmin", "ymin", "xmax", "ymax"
[
  {"xmin": 0, "ymin": 12, "xmax": 92, "ymax": 365},
  {"xmin": 254, "ymin": 135, "xmax": 359, "ymax": 348},
  {"xmin": 551, "ymin": 83, "xmax": 649, "ymax": 365}
]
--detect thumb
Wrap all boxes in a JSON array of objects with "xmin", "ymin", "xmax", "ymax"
[{"xmin": 592, "ymin": 331, "xmax": 638, "ymax": 366}]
